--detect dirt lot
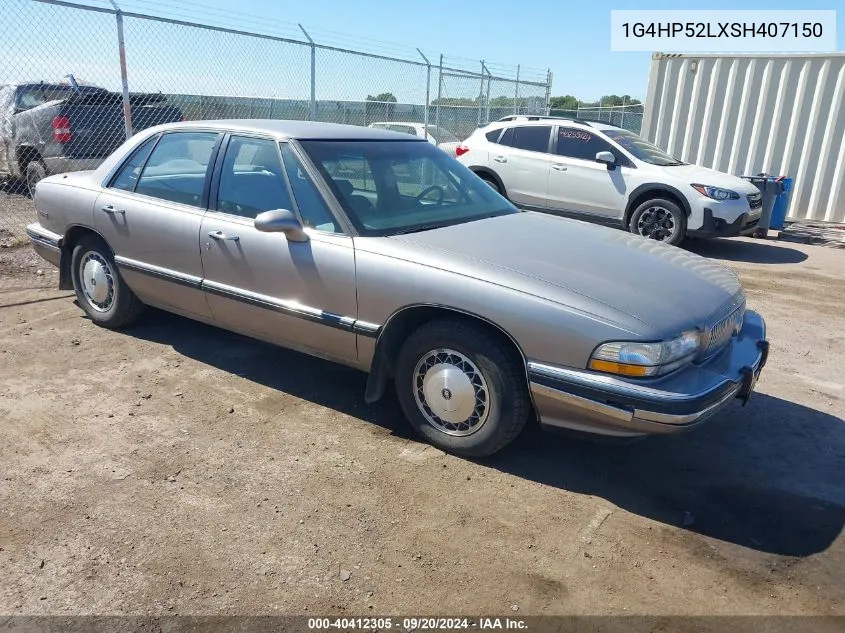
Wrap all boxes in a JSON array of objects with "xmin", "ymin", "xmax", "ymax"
[{"xmin": 0, "ymin": 236, "xmax": 843, "ymax": 617}]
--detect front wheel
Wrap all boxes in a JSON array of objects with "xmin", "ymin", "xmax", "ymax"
[
  {"xmin": 394, "ymin": 319, "xmax": 530, "ymax": 457},
  {"xmin": 477, "ymin": 174, "xmax": 504, "ymax": 196},
  {"xmin": 71, "ymin": 235, "xmax": 145, "ymax": 328},
  {"xmin": 628, "ymin": 198, "xmax": 687, "ymax": 246}
]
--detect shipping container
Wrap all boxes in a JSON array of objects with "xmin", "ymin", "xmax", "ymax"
[{"xmin": 642, "ymin": 53, "xmax": 845, "ymax": 224}]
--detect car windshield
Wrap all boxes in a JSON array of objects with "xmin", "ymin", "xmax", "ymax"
[
  {"xmin": 299, "ymin": 139, "xmax": 517, "ymax": 236},
  {"xmin": 603, "ymin": 129, "xmax": 686, "ymax": 166},
  {"xmin": 426, "ymin": 126, "xmax": 459, "ymax": 143}
]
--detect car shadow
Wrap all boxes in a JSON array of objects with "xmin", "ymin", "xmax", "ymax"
[
  {"xmin": 686, "ymin": 237, "xmax": 809, "ymax": 264},
  {"xmin": 129, "ymin": 309, "xmax": 842, "ymax": 558}
]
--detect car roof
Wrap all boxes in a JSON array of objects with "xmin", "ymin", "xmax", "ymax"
[
  {"xmin": 370, "ymin": 121, "xmax": 423, "ymax": 127},
  {"xmin": 150, "ymin": 119, "xmax": 426, "ymax": 141},
  {"xmin": 484, "ymin": 116, "xmax": 623, "ymax": 133}
]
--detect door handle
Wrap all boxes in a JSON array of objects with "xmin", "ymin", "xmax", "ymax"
[
  {"xmin": 101, "ymin": 205, "xmax": 125, "ymax": 214},
  {"xmin": 493, "ymin": 155, "xmax": 507, "ymax": 163},
  {"xmin": 551, "ymin": 164, "xmax": 568, "ymax": 171},
  {"xmin": 208, "ymin": 230, "xmax": 240, "ymax": 241}
]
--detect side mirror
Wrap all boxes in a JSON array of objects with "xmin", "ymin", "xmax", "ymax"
[
  {"xmin": 595, "ymin": 150, "xmax": 616, "ymax": 169},
  {"xmin": 254, "ymin": 209, "xmax": 309, "ymax": 242}
]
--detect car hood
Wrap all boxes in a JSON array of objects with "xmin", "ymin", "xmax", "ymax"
[
  {"xmin": 658, "ymin": 163, "xmax": 759, "ymax": 194},
  {"xmin": 373, "ymin": 212, "xmax": 744, "ymax": 335}
]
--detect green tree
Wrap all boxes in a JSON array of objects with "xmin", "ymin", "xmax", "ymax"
[
  {"xmin": 366, "ymin": 92, "xmax": 397, "ymax": 103},
  {"xmin": 549, "ymin": 95, "xmax": 579, "ymax": 110}
]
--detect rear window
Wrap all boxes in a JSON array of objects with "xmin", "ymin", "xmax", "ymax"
[
  {"xmin": 501, "ymin": 126, "xmax": 552, "ymax": 153},
  {"xmin": 485, "ymin": 129, "xmax": 502, "ymax": 143},
  {"xmin": 15, "ymin": 85, "xmax": 116, "ymax": 111}
]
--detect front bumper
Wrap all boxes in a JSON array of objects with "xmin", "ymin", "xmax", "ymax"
[
  {"xmin": 528, "ymin": 310, "xmax": 768, "ymax": 437},
  {"xmin": 688, "ymin": 207, "xmax": 761, "ymax": 238}
]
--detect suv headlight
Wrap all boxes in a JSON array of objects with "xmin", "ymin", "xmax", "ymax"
[
  {"xmin": 588, "ymin": 330, "xmax": 701, "ymax": 377},
  {"xmin": 691, "ymin": 184, "xmax": 740, "ymax": 201}
]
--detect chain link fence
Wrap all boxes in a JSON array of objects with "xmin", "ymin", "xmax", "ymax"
[
  {"xmin": 0, "ymin": 0, "xmax": 552, "ymax": 241},
  {"xmin": 550, "ymin": 104, "xmax": 645, "ymax": 134}
]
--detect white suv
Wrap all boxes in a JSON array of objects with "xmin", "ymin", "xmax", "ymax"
[
  {"xmin": 368, "ymin": 121, "xmax": 461, "ymax": 156},
  {"xmin": 455, "ymin": 116, "xmax": 763, "ymax": 245}
]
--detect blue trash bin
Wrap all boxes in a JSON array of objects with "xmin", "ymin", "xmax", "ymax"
[{"xmin": 769, "ymin": 177, "xmax": 794, "ymax": 230}]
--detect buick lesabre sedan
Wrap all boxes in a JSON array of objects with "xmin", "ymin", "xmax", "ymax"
[{"xmin": 26, "ymin": 120, "xmax": 769, "ymax": 456}]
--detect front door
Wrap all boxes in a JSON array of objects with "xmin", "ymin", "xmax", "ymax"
[
  {"xmin": 546, "ymin": 126, "xmax": 631, "ymax": 219},
  {"xmin": 199, "ymin": 134, "xmax": 357, "ymax": 363},
  {"xmin": 93, "ymin": 130, "xmax": 221, "ymax": 318}
]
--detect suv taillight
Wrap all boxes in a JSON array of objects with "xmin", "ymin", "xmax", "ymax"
[
  {"xmin": 52, "ymin": 115, "xmax": 72, "ymax": 143},
  {"xmin": 455, "ymin": 144, "xmax": 469, "ymax": 157}
]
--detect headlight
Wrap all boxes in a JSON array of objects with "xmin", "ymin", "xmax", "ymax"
[
  {"xmin": 691, "ymin": 184, "xmax": 740, "ymax": 201},
  {"xmin": 589, "ymin": 330, "xmax": 701, "ymax": 377}
]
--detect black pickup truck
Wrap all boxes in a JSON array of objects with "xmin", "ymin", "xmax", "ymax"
[{"xmin": 0, "ymin": 82, "xmax": 182, "ymax": 195}]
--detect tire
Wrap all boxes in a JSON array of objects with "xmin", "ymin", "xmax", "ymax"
[
  {"xmin": 71, "ymin": 235, "xmax": 144, "ymax": 328},
  {"xmin": 25, "ymin": 160, "xmax": 47, "ymax": 198},
  {"xmin": 628, "ymin": 197, "xmax": 687, "ymax": 246},
  {"xmin": 477, "ymin": 173, "xmax": 504, "ymax": 196},
  {"xmin": 394, "ymin": 318, "xmax": 530, "ymax": 457}
]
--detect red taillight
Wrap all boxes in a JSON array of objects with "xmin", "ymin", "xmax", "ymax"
[
  {"xmin": 52, "ymin": 115, "xmax": 72, "ymax": 143},
  {"xmin": 455, "ymin": 144, "xmax": 470, "ymax": 157}
]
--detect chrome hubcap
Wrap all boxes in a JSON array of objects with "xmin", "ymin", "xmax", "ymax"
[
  {"xmin": 637, "ymin": 206, "xmax": 676, "ymax": 241},
  {"xmin": 79, "ymin": 252, "xmax": 114, "ymax": 312},
  {"xmin": 413, "ymin": 349, "xmax": 489, "ymax": 437}
]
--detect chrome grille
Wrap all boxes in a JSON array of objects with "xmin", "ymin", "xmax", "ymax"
[
  {"xmin": 747, "ymin": 193, "xmax": 763, "ymax": 210},
  {"xmin": 704, "ymin": 300, "xmax": 746, "ymax": 357}
]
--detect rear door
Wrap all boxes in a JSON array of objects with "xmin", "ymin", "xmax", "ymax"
[
  {"xmin": 546, "ymin": 126, "xmax": 632, "ymax": 219},
  {"xmin": 488, "ymin": 125, "xmax": 552, "ymax": 207},
  {"xmin": 93, "ymin": 130, "xmax": 221, "ymax": 318}
]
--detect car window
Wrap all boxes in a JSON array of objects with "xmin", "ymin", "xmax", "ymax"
[
  {"xmin": 134, "ymin": 132, "xmax": 218, "ymax": 207},
  {"xmin": 485, "ymin": 129, "xmax": 502, "ymax": 143},
  {"xmin": 556, "ymin": 127, "xmax": 622, "ymax": 162},
  {"xmin": 300, "ymin": 139, "xmax": 517, "ymax": 237},
  {"xmin": 501, "ymin": 125, "xmax": 551, "ymax": 153},
  {"xmin": 279, "ymin": 144, "xmax": 341, "ymax": 234},
  {"xmin": 216, "ymin": 136, "xmax": 293, "ymax": 219},
  {"xmin": 497, "ymin": 127, "xmax": 514, "ymax": 146},
  {"xmin": 109, "ymin": 135, "xmax": 157, "ymax": 192},
  {"xmin": 602, "ymin": 129, "xmax": 685, "ymax": 166},
  {"xmin": 389, "ymin": 125, "xmax": 417, "ymax": 136}
]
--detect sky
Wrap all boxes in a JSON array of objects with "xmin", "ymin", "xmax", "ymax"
[
  {"xmin": 125, "ymin": 0, "xmax": 843, "ymax": 101},
  {"xmin": 2, "ymin": 0, "xmax": 842, "ymax": 104}
]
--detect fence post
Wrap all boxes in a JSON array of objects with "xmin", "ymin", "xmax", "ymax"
[
  {"xmin": 417, "ymin": 49, "xmax": 430, "ymax": 140},
  {"xmin": 514, "ymin": 65, "xmax": 520, "ymax": 115},
  {"xmin": 109, "ymin": 0, "xmax": 133, "ymax": 139},
  {"xmin": 299, "ymin": 24, "xmax": 316, "ymax": 121},
  {"xmin": 481, "ymin": 61, "xmax": 491, "ymax": 124},
  {"xmin": 435, "ymin": 54, "xmax": 443, "ymax": 130},
  {"xmin": 477, "ymin": 60, "xmax": 485, "ymax": 126},
  {"xmin": 545, "ymin": 69, "xmax": 552, "ymax": 116}
]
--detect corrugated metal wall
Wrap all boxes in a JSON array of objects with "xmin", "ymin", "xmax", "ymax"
[{"xmin": 642, "ymin": 53, "xmax": 845, "ymax": 224}]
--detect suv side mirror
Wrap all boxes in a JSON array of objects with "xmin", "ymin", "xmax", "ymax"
[
  {"xmin": 254, "ymin": 209, "xmax": 309, "ymax": 242},
  {"xmin": 595, "ymin": 150, "xmax": 616, "ymax": 169}
]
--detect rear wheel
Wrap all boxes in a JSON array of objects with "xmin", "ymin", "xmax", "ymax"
[
  {"xmin": 25, "ymin": 160, "xmax": 47, "ymax": 198},
  {"xmin": 628, "ymin": 197, "xmax": 686, "ymax": 246},
  {"xmin": 477, "ymin": 173, "xmax": 503, "ymax": 196},
  {"xmin": 71, "ymin": 235, "xmax": 145, "ymax": 328},
  {"xmin": 394, "ymin": 318, "xmax": 530, "ymax": 457}
]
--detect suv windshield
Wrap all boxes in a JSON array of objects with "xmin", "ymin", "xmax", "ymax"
[
  {"xmin": 299, "ymin": 139, "xmax": 517, "ymax": 236},
  {"xmin": 603, "ymin": 129, "xmax": 686, "ymax": 166}
]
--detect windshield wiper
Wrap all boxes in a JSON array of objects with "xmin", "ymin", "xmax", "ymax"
[{"xmin": 390, "ymin": 222, "xmax": 453, "ymax": 235}]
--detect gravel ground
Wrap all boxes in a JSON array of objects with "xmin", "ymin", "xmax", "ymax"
[{"xmin": 0, "ymin": 236, "xmax": 842, "ymax": 617}]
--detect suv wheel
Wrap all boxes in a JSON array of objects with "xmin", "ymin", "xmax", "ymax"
[
  {"xmin": 477, "ymin": 173, "xmax": 503, "ymax": 196},
  {"xmin": 394, "ymin": 318, "xmax": 530, "ymax": 457},
  {"xmin": 628, "ymin": 198, "xmax": 686, "ymax": 246}
]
